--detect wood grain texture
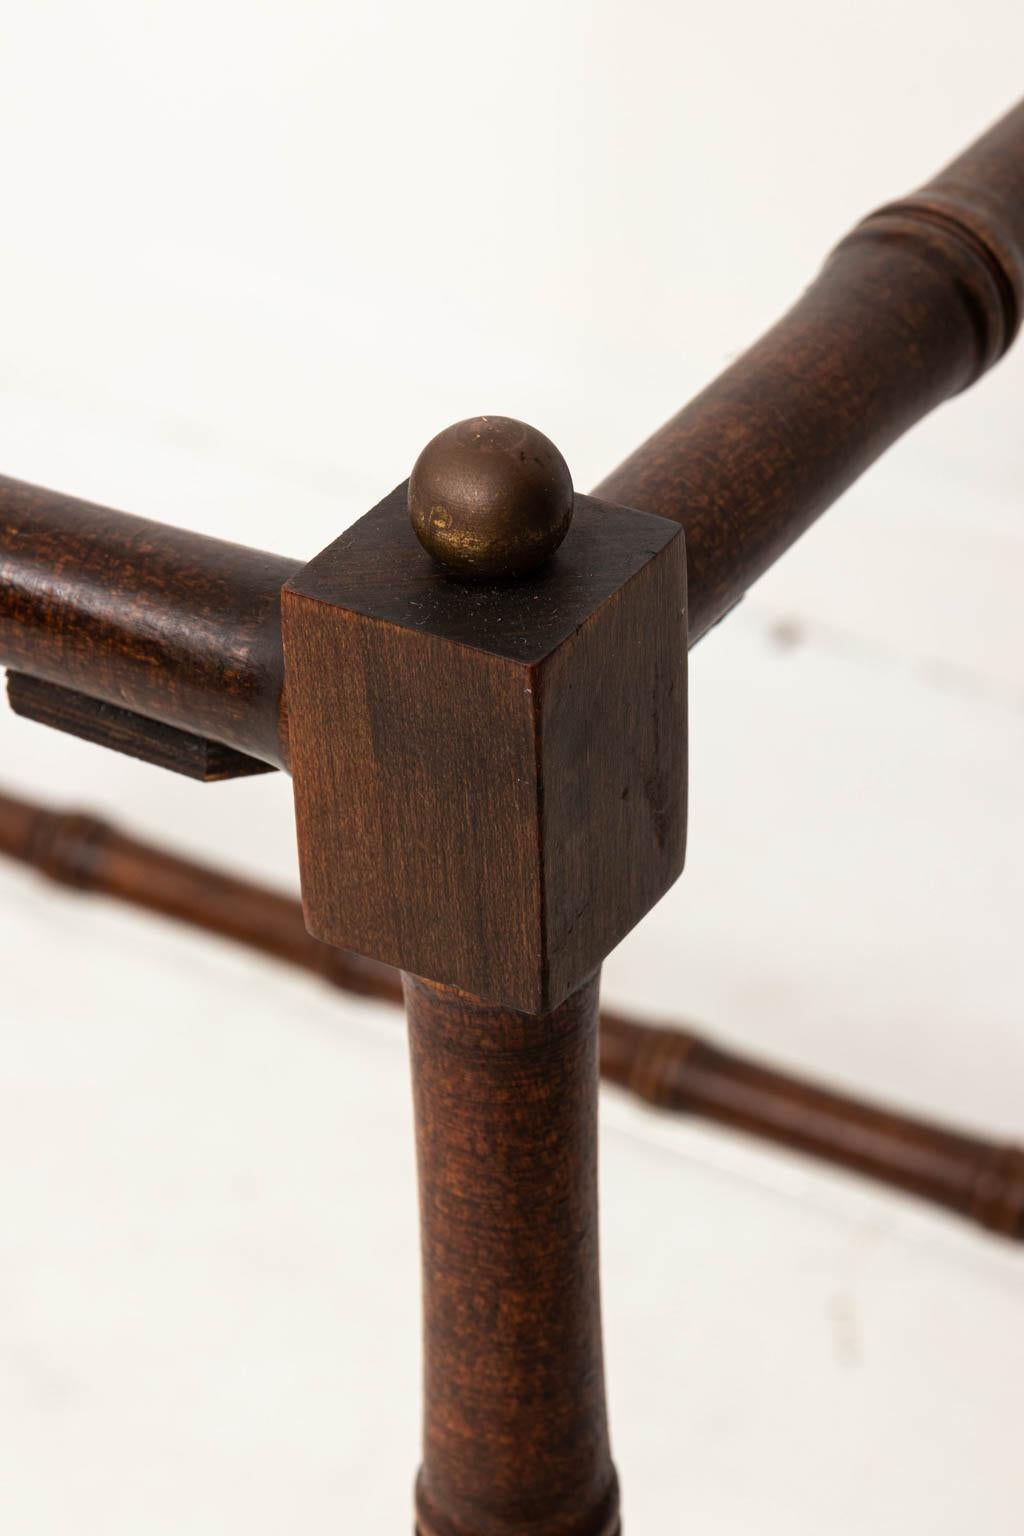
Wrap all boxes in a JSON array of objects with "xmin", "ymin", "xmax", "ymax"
[
  {"xmin": 595, "ymin": 97, "xmax": 1024, "ymax": 641},
  {"xmin": 6, "ymin": 673, "xmax": 274, "ymax": 781},
  {"xmin": 282, "ymin": 483, "xmax": 687, "ymax": 1013},
  {"xmin": 405, "ymin": 971, "xmax": 619, "ymax": 1536},
  {"xmin": 0, "ymin": 475, "xmax": 299, "ymax": 768}
]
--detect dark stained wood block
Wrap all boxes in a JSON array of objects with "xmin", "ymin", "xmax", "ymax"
[
  {"xmin": 6, "ymin": 672, "xmax": 275, "ymax": 782},
  {"xmin": 281, "ymin": 482, "xmax": 687, "ymax": 1013}
]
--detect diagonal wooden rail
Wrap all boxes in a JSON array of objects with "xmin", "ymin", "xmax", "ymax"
[{"xmin": 2, "ymin": 783, "xmax": 1020, "ymax": 1243}]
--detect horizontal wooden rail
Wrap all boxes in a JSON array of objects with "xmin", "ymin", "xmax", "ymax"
[
  {"xmin": 596, "ymin": 99, "xmax": 1024, "ymax": 640},
  {"xmin": 0, "ymin": 784, "xmax": 392, "ymax": 997},
  {"xmin": 0, "ymin": 477, "xmax": 300, "ymax": 769},
  {"xmin": 1, "ymin": 100, "xmax": 1022, "ymax": 749},
  {"xmin": 599, "ymin": 1019, "xmax": 1024, "ymax": 1240},
  {"xmin": 2, "ymin": 783, "xmax": 1020, "ymax": 1242}
]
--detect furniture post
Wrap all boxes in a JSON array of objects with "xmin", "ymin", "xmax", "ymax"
[
  {"xmin": 406, "ymin": 972, "xmax": 617, "ymax": 1536},
  {"xmin": 281, "ymin": 416, "xmax": 688, "ymax": 1532}
]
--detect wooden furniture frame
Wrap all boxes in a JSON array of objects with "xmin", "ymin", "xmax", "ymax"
[{"xmin": 2, "ymin": 99, "xmax": 1023, "ymax": 1533}]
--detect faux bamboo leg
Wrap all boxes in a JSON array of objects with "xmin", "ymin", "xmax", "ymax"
[{"xmin": 404, "ymin": 972, "xmax": 619, "ymax": 1536}]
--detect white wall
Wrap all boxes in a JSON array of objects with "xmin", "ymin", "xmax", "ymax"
[{"xmin": 1, "ymin": 4, "xmax": 1022, "ymax": 1532}]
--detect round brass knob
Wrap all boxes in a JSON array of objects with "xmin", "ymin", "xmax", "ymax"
[{"xmin": 409, "ymin": 416, "xmax": 574, "ymax": 579}]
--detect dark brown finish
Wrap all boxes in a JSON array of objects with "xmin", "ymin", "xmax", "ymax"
[
  {"xmin": 282, "ymin": 480, "xmax": 687, "ymax": 1014},
  {"xmin": 596, "ymin": 99, "xmax": 1024, "ymax": 641},
  {"xmin": 0, "ymin": 475, "xmax": 299, "ymax": 769},
  {"xmin": 600, "ymin": 1016, "xmax": 1024, "ymax": 1241},
  {"xmin": 6, "ymin": 673, "xmax": 274, "ymax": 781},
  {"xmin": 405, "ymin": 971, "xmax": 619, "ymax": 1536},
  {"xmin": 409, "ymin": 415, "xmax": 575, "ymax": 578},
  {"xmin": 0, "ymin": 785, "xmax": 399, "ymax": 1000},
  {"xmin": 4, "ymin": 781, "xmax": 1020, "ymax": 1242}
]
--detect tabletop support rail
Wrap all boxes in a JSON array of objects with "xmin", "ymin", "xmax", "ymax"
[{"xmin": 596, "ymin": 99, "xmax": 1024, "ymax": 640}]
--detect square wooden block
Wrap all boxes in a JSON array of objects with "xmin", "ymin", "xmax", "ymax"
[{"xmin": 282, "ymin": 484, "xmax": 687, "ymax": 1013}]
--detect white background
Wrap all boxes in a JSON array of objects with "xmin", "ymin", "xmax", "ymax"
[{"xmin": 1, "ymin": 3, "xmax": 1022, "ymax": 1531}]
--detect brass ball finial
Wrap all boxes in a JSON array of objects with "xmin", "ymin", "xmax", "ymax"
[{"xmin": 409, "ymin": 416, "xmax": 574, "ymax": 579}]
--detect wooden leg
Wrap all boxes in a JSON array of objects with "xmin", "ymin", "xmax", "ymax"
[{"xmin": 404, "ymin": 972, "xmax": 620, "ymax": 1536}]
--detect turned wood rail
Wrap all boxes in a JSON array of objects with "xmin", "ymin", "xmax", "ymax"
[
  {"xmin": 2, "ymin": 98, "xmax": 1023, "ymax": 1536},
  {"xmin": 597, "ymin": 102, "xmax": 1024, "ymax": 638},
  {"xmin": 2, "ymin": 783, "xmax": 1021, "ymax": 1242}
]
